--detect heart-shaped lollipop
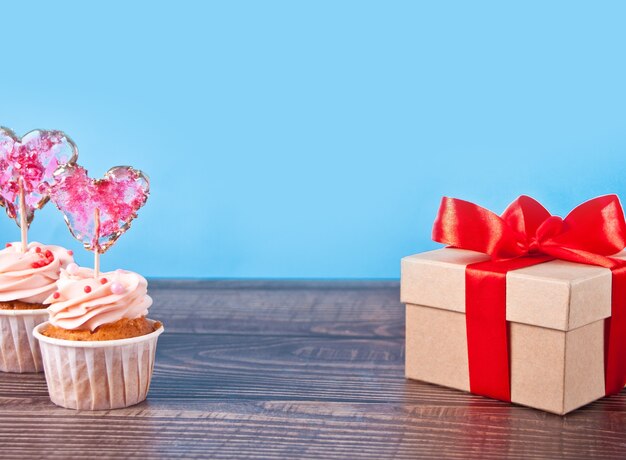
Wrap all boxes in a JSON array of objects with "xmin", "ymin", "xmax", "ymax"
[
  {"xmin": 50, "ymin": 164, "xmax": 150, "ymax": 253},
  {"xmin": 0, "ymin": 127, "xmax": 78, "ymax": 226}
]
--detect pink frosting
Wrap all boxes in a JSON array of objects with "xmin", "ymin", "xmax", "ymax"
[
  {"xmin": 0, "ymin": 242, "xmax": 74, "ymax": 304},
  {"xmin": 45, "ymin": 266, "xmax": 152, "ymax": 331}
]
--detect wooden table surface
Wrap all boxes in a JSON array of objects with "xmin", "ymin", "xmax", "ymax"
[{"xmin": 1, "ymin": 280, "xmax": 625, "ymax": 459}]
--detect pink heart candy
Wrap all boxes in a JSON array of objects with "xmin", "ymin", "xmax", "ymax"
[
  {"xmin": 0, "ymin": 127, "xmax": 78, "ymax": 226},
  {"xmin": 50, "ymin": 164, "xmax": 150, "ymax": 253}
]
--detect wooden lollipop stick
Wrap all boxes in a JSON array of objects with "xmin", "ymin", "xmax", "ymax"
[
  {"xmin": 18, "ymin": 178, "xmax": 27, "ymax": 253},
  {"xmin": 94, "ymin": 249, "xmax": 100, "ymax": 279},
  {"xmin": 94, "ymin": 208, "xmax": 100, "ymax": 279}
]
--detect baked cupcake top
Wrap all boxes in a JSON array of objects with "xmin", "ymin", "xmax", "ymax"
[
  {"xmin": 0, "ymin": 242, "xmax": 74, "ymax": 304},
  {"xmin": 45, "ymin": 265, "xmax": 152, "ymax": 331}
]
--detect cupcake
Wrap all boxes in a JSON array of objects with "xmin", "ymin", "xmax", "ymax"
[
  {"xmin": 34, "ymin": 264, "xmax": 163, "ymax": 410},
  {"xmin": 0, "ymin": 127, "xmax": 79, "ymax": 372},
  {"xmin": 0, "ymin": 242, "xmax": 74, "ymax": 372},
  {"xmin": 36, "ymin": 158, "xmax": 158, "ymax": 410}
]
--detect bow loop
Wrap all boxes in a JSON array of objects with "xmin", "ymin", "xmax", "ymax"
[
  {"xmin": 552, "ymin": 195, "xmax": 626, "ymax": 256},
  {"xmin": 432, "ymin": 197, "xmax": 525, "ymax": 260}
]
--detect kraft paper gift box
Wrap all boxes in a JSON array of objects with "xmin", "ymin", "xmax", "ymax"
[{"xmin": 401, "ymin": 247, "xmax": 626, "ymax": 415}]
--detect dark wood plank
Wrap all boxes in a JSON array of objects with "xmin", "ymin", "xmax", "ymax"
[
  {"xmin": 0, "ymin": 397, "xmax": 625, "ymax": 459},
  {"xmin": 0, "ymin": 333, "xmax": 414, "ymax": 402},
  {"xmin": 148, "ymin": 280, "xmax": 403, "ymax": 337},
  {"xmin": 0, "ymin": 331, "xmax": 625, "ymax": 458},
  {"xmin": 0, "ymin": 281, "xmax": 624, "ymax": 459}
]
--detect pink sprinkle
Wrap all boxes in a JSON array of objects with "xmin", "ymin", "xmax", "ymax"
[
  {"xmin": 35, "ymin": 247, "xmax": 41, "ymax": 253},
  {"xmin": 5, "ymin": 243, "xmax": 11, "ymax": 248},
  {"xmin": 84, "ymin": 285, "xmax": 92, "ymax": 293},
  {"xmin": 110, "ymin": 282, "xmax": 125, "ymax": 295},
  {"xmin": 52, "ymin": 292, "xmax": 60, "ymax": 299},
  {"xmin": 100, "ymin": 277, "xmax": 108, "ymax": 284},
  {"xmin": 66, "ymin": 262, "xmax": 79, "ymax": 275},
  {"xmin": 67, "ymin": 250, "xmax": 73, "ymax": 256}
]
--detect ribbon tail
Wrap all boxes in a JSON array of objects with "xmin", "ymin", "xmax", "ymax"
[{"xmin": 606, "ymin": 263, "xmax": 626, "ymax": 395}]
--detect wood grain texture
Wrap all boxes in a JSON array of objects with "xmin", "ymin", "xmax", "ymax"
[
  {"xmin": 0, "ymin": 280, "xmax": 625, "ymax": 459},
  {"xmin": 148, "ymin": 280, "xmax": 403, "ymax": 337}
]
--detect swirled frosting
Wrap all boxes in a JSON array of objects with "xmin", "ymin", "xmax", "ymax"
[
  {"xmin": 0, "ymin": 242, "xmax": 74, "ymax": 304},
  {"xmin": 45, "ymin": 266, "xmax": 152, "ymax": 331}
]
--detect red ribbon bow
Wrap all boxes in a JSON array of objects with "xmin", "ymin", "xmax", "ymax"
[{"xmin": 432, "ymin": 195, "xmax": 626, "ymax": 400}]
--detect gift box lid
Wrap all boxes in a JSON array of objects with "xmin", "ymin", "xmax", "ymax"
[{"xmin": 401, "ymin": 248, "xmax": 626, "ymax": 331}]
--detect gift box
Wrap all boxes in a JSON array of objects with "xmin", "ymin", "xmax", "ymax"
[{"xmin": 401, "ymin": 195, "xmax": 626, "ymax": 415}]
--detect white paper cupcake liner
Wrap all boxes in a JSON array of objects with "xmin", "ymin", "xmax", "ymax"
[
  {"xmin": 34, "ymin": 320, "xmax": 164, "ymax": 410},
  {"xmin": 0, "ymin": 308, "xmax": 49, "ymax": 373}
]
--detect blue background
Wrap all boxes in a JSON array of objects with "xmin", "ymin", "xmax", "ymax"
[{"xmin": 1, "ymin": 1, "xmax": 625, "ymax": 278}]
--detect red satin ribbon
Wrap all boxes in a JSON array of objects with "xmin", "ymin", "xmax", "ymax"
[{"xmin": 432, "ymin": 195, "xmax": 626, "ymax": 400}]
